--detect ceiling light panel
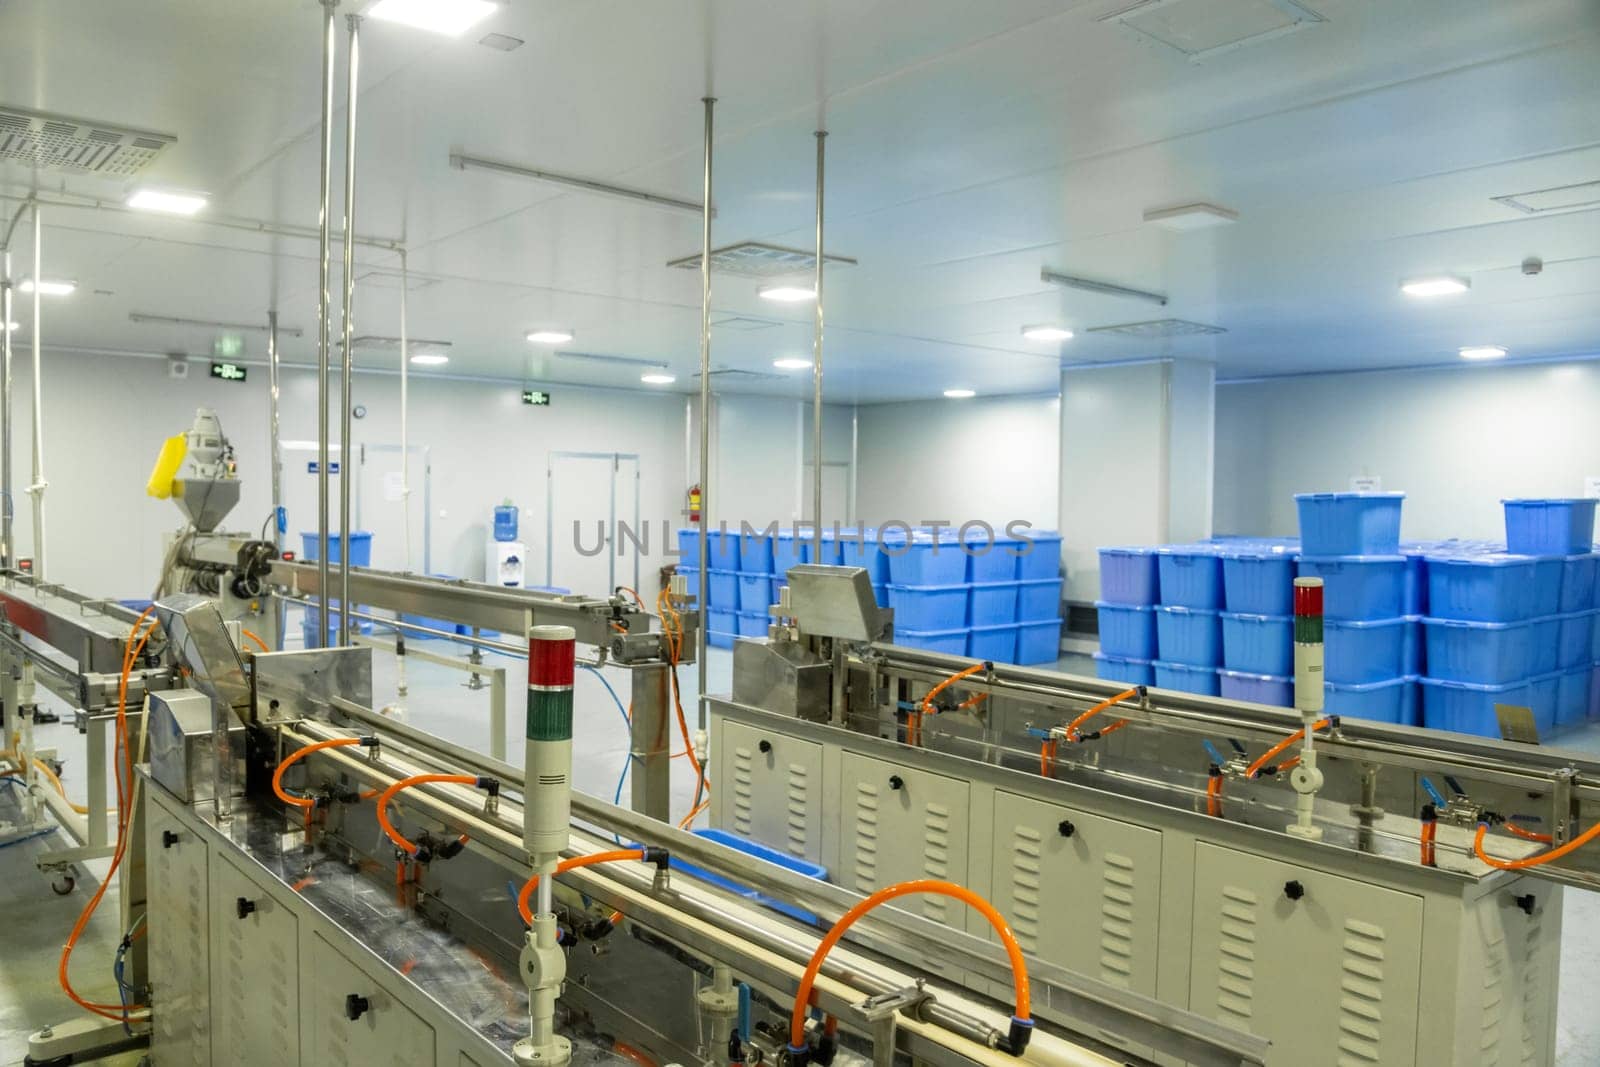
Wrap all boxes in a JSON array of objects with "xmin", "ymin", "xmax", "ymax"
[
  {"xmin": 365, "ymin": 0, "xmax": 497, "ymax": 36},
  {"xmin": 668, "ymin": 241, "xmax": 857, "ymax": 278},
  {"xmin": 1088, "ymin": 318, "xmax": 1226, "ymax": 338},
  {"xmin": 1021, "ymin": 325, "xmax": 1074, "ymax": 342},
  {"xmin": 0, "ymin": 105, "xmax": 174, "ymax": 177},
  {"xmin": 944, "ymin": 389, "xmax": 976, "ymax": 399},
  {"xmin": 641, "ymin": 373, "xmax": 676, "ymax": 384},
  {"xmin": 126, "ymin": 189, "xmax": 207, "ymax": 215},
  {"xmin": 1492, "ymin": 180, "xmax": 1600, "ymax": 215},
  {"xmin": 356, "ymin": 269, "xmax": 438, "ymax": 291},
  {"xmin": 758, "ymin": 285, "xmax": 816, "ymax": 303},
  {"xmin": 773, "ymin": 358, "xmax": 813, "ymax": 370},
  {"xmin": 1400, "ymin": 276, "xmax": 1469, "ymax": 297},
  {"xmin": 1459, "ymin": 345, "xmax": 1507, "ymax": 361},
  {"xmin": 526, "ymin": 330, "xmax": 575, "ymax": 344},
  {"xmin": 410, "ymin": 353, "xmax": 450, "ymax": 366},
  {"xmin": 20, "ymin": 279, "xmax": 75, "ymax": 296}
]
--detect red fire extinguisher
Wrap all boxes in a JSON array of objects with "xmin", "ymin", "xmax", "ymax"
[{"xmin": 687, "ymin": 484, "xmax": 702, "ymax": 525}]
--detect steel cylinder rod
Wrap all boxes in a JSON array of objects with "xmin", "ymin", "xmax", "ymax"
[
  {"xmin": 28, "ymin": 204, "xmax": 44, "ymax": 580},
  {"xmin": 1, "ymin": 244, "xmax": 12, "ymax": 569},
  {"xmin": 268, "ymin": 308, "xmax": 284, "ymax": 648},
  {"xmin": 337, "ymin": 11, "xmax": 362, "ymax": 646},
  {"xmin": 315, "ymin": 0, "xmax": 338, "ymax": 647},
  {"xmin": 695, "ymin": 96, "xmax": 715, "ymax": 735},
  {"xmin": 810, "ymin": 129, "xmax": 827, "ymax": 558}
]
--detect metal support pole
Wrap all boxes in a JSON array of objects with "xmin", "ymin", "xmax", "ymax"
[
  {"xmin": 315, "ymin": 0, "xmax": 339, "ymax": 648},
  {"xmin": 1, "ymin": 250, "xmax": 11, "ymax": 570},
  {"xmin": 399, "ymin": 248, "xmax": 412, "ymax": 572},
  {"xmin": 267, "ymin": 310, "xmax": 284, "ymax": 648},
  {"xmin": 810, "ymin": 130, "xmax": 827, "ymax": 556},
  {"xmin": 629, "ymin": 664, "xmax": 672, "ymax": 821},
  {"xmin": 695, "ymin": 97, "xmax": 714, "ymax": 735},
  {"xmin": 337, "ymin": 12, "xmax": 361, "ymax": 646},
  {"xmin": 28, "ymin": 205, "xmax": 45, "ymax": 580}
]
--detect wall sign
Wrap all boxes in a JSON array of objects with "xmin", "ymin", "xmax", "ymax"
[
  {"xmin": 210, "ymin": 361, "xmax": 248, "ymax": 382},
  {"xmin": 522, "ymin": 389, "xmax": 551, "ymax": 406}
]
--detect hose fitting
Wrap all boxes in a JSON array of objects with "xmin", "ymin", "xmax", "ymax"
[
  {"xmin": 786, "ymin": 1043, "xmax": 811, "ymax": 1067},
  {"xmin": 476, "ymin": 776, "xmax": 500, "ymax": 797},
  {"xmin": 641, "ymin": 845, "xmax": 671, "ymax": 869},
  {"xmin": 814, "ymin": 1034, "xmax": 837, "ymax": 1067},
  {"xmin": 1003, "ymin": 1017, "xmax": 1034, "ymax": 1057},
  {"xmin": 439, "ymin": 837, "xmax": 466, "ymax": 861}
]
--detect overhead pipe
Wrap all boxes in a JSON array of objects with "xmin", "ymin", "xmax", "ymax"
[
  {"xmin": 337, "ymin": 11, "xmax": 362, "ymax": 646},
  {"xmin": 314, "ymin": 0, "xmax": 338, "ymax": 647},
  {"xmin": 810, "ymin": 130, "xmax": 827, "ymax": 560},
  {"xmin": 695, "ymin": 97, "xmax": 715, "ymax": 737},
  {"xmin": 27, "ymin": 205, "xmax": 45, "ymax": 580}
]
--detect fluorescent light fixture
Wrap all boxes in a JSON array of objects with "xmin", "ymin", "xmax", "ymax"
[
  {"xmin": 452, "ymin": 153, "xmax": 709, "ymax": 217},
  {"xmin": 20, "ymin": 279, "xmax": 75, "ymax": 296},
  {"xmin": 943, "ymin": 388, "xmax": 976, "ymax": 399},
  {"xmin": 365, "ymin": 0, "xmax": 497, "ymax": 36},
  {"xmin": 641, "ymin": 373, "xmax": 676, "ymax": 385},
  {"xmin": 1401, "ymin": 275, "xmax": 1469, "ymax": 298},
  {"xmin": 773, "ymin": 357, "xmax": 813, "ymax": 370},
  {"xmin": 1143, "ymin": 203, "xmax": 1238, "ymax": 231},
  {"xmin": 1459, "ymin": 345, "xmax": 1507, "ymax": 361},
  {"xmin": 526, "ymin": 329, "xmax": 575, "ymax": 344},
  {"xmin": 126, "ymin": 188, "xmax": 208, "ymax": 215},
  {"xmin": 1040, "ymin": 268, "xmax": 1166, "ymax": 306},
  {"xmin": 757, "ymin": 284, "xmax": 816, "ymax": 303},
  {"xmin": 409, "ymin": 353, "xmax": 450, "ymax": 366},
  {"xmin": 1021, "ymin": 325, "xmax": 1074, "ymax": 342}
]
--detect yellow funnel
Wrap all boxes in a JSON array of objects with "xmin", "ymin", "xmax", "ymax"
[{"xmin": 146, "ymin": 433, "xmax": 188, "ymax": 499}]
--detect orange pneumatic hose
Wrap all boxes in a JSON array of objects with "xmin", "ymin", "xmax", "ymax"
[
  {"xmin": 376, "ymin": 774, "xmax": 486, "ymax": 857},
  {"xmin": 1474, "ymin": 819, "xmax": 1600, "ymax": 871},
  {"xmin": 787, "ymin": 879, "xmax": 1031, "ymax": 1053},
  {"xmin": 1244, "ymin": 718, "xmax": 1331, "ymax": 780},
  {"xmin": 272, "ymin": 736, "xmax": 368, "ymax": 812},
  {"xmin": 1063, "ymin": 686, "xmax": 1141, "ymax": 742},
  {"xmin": 910, "ymin": 663, "xmax": 990, "ymax": 746},
  {"xmin": 515, "ymin": 849, "xmax": 646, "ymax": 926}
]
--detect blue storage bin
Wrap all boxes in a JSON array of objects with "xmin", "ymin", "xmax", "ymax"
[
  {"xmin": 1323, "ymin": 675, "xmax": 1414, "ymax": 724},
  {"xmin": 708, "ymin": 569, "xmax": 738, "ymax": 609},
  {"xmin": 1220, "ymin": 612, "xmax": 1293, "ymax": 675},
  {"xmin": 1096, "ymin": 602, "xmax": 1157, "ymax": 659},
  {"xmin": 705, "ymin": 529, "xmax": 742, "ymax": 570},
  {"xmin": 1016, "ymin": 618, "xmax": 1062, "ymax": 664},
  {"xmin": 1324, "ymin": 616, "xmax": 1408, "ymax": 684},
  {"xmin": 1557, "ymin": 666, "xmax": 1589, "ymax": 727},
  {"xmin": 1099, "ymin": 547, "xmax": 1160, "ymax": 606},
  {"xmin": 1156, "ymin": 546, "xmax": 1224, "ymax": 609},
  {"xmin": 1295, "ymin": 492, "xmax": 1405, "ymax": 556},
  {"xmin": 1218, "ymin": 669, "xmax": 1292, "ymax": 708},
  {"xmin": 708, "ymin": 608, "xmax": 736, "ymax": 634},
  {"xmin": 1422, "ymin": 677, "xmax": 1531, "ymax": 737},
  {"xmin": 1559, "ymin": 611, "xmax": 1596, "ymax": 669},
  {"xmin": 1531, "ymin": 615, "xmax": 1560, "ymax": 675},
  {"xmin": 1155, "ymin": 606, "xmax": 1222, "ymax": 667},
  {"xmin": 1402, "ymin": 616, "xmax": 1424, "ymax": 676},
  {"xmin": 1560, "ymin": 553, "xmax": 1599, "ymax": 613},
  {"xmin": 736, "ymin": 611, "xmax": 768, "ymax": 638},
  {"xmin": 769, "ymin": 576, "xmax": 784, "ymax": 607},
  {"xmin": 1220, "ymin": 548, "xmax": 1297, "ymax": 616},
  {"xmin": 1093, "ymin": 653, "xmax": 1155, "ymax": 687},
  {"xmin": 1422, "ymin": 617, "xmax": 1534, "ymax": 684},
  {"xmin": 1298, "ymin": 555, "xmax": 1406, "ymax": 620},
  {"xmin": 839, "ymin": 529, "xmax": 888, "ymax": 583},
  {"xmin": 1153, "ymin": 660, "xmax": 1219, "ymax": 696},
  {"xmin": 896, "ymin": 627, "xmax": 970, "ymax": 655},
  {"xmin": 872, "ymin": 582, "xmax": 888, "ymax": 608},
  {"xmin": 299, "ymin": 529, "xmax": 373, "ymax": 565},
  {"xmin": 1401, "ymin": 675, "xmax": 1421, "ymax": 726},
  {"xmin": 1014, "ymin": 530, "xmax": 1063, "ymax": 580},
  {"xmin": 884, "ymin": 531, "xmax": 967, "ymax": 585},
  {"xmin": 1528, "ymin": 672, "xmax": 1559, "ymax": 734},
  {"xmin": 738, "ymin": 572, "xmax": 774, "ymax": 612},
  {"xmin": 708, "ymin": 630, "xmax": 734, "ymax": 650},
  {"xmin": 969, "ymin": 582, "xmax": 1019, "ymax": 626},
  {"xmin": 682, "ymin": 829, "xmax": 828, "ymax": 924},
  {"xmin": 772, "ymin": 531, "xmax": 807, "ymax": 575},
  {"xmin": 1017, "ymin": 578, "xmax": 1063, "ymax": 622},
  {"xmin": 1527, "ymin": 556, "xmax": 1563, "ymax": 617},
  {"xmin": 1591, "ymin": 663, "xmax": 1600, "ymax": 720},
  {"xmin": 1504, "ymin": 498, "xmax": 1598, "ymax": 555},
  {"xmin": 739, "ymin": 529, "xmax": 776, "ymax": 573},
  {"xmin": 889, "ymin": 584, "xmax": 970, "ymax": 631},
  {"xmin": 965, "ymin": 529, "xmax": 1024, "ymax": 582},
  {"xmin": 968, "ymin": 623, "xmax": 1019, "ymax": 663},
  {"xmin": 815, "ymin": 529, "xmax": 845, "ymax": 566},
  {"xmin": 1426, "ymin": 554, "xmax": 1540, "ymax": 621},
  {"xmin": 677, "ymin": 528, "xmax": 700, "ymax": 562},
  {"xmin": 1401, "ymin": 548, "xmax": 1428, "ymax": 616}
]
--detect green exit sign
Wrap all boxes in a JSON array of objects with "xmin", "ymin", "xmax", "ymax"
[
  {"xmin": 210, "ymin": 361, "xmax": 248, "ymax": 382},
  {"xmin": 522, "ymin": 389, "xmax": 551, "ymax": 406}
]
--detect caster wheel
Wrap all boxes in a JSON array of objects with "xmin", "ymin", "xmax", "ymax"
[{"xmin": 51, "ymin": 875, "xmax": 75, "ymax": 895}]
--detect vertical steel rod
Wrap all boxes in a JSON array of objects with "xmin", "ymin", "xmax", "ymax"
[
  {"xmin": 268, "ymin": 309, "xmax": 284, "ymax": 648},
  {"xmin": 810, "ymin": 130, "xmax": 827, "ymax": 557},
  {"xmin": 1, "ymin": 248, "xmax": 11, "ymax": 569},
  {"xmin": 315, "ymin": 0, "xmax": 338, "ymax": 647},
  {"xmin": 28, "ymin": 205, "xmax": 44, "ymax": 581},
  {"xmin": 695, "ymin": 97, "xmax": 715, "ymax": 734},
  {"xmin": 337, "ymin": 12, "xmax": 361, "ymax": 646},
  {"xmin": 399, "ymin": 248, "xmax": 411, "ymax": 572}
]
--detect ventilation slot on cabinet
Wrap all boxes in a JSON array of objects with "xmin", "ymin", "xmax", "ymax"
[
  {"xmin": 1099, "ymin": 852, "xmax": 1137, "ymax": 987},
  {"xmin": 1519, "ymin": 914, "xmax": 1543, "ymax": 1065},
  {"xmin": 1007, "ymin": 826, "xmax": 1044, "ymax": 951},
  {"xmin": 1336, "ymin": 918, "xmax": 1389, "ymax": 1064},
  {"xmin": 1213, "ymin": 884, "xmax": 1258, "ymax": 1022},
  {"xmin": 851, "ymin": 782, "xmax": 880, "ymax": 888},
  {"xmin": 732, "ymin": 745, "xmax": 755, "ymax": 835},
  {"xmin": 921, "ymin": 803, "xmax": 953, "ymax": 922},
  {"xmin": 784, "ymin": 762, "xmax": 810, "ymax": 857}
]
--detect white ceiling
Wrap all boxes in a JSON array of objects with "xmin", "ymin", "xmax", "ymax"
[{"xmin": 2, "ymin": 0, "xmax": 1599, "ymax": 401}]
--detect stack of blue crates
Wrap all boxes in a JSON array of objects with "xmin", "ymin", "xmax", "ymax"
[
  {"xmin": 1217, "ymin": 541, "xmax": 1298, "ymax": 708},
  {"xmin": 1419, "ymin": 499, "xmax": 1599, "ymax": 737},
  {"xmin": 676, "ymin": 527, "xmax": 743, "ymax": 649}
]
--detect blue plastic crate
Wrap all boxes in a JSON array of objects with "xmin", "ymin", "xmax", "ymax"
[
  {"xmin": 1014, "ymin": 530, "xmax": 1063, "ymax": 580},
  {"xmin": 884, "ymin": 531, "xmax": 967, "ymax": 585},
  {"xmin": 1422, "ymin": 617, "xmax": 1534, "ymax": 684},
  {"xmin": 1528, "ymin": 672, "xmax": 1560, "ymax": 734},
  {"xmin": 736, "ymin": 611, "xmax": 768, "ymax": 638},
  {"xmin": 708, "ymin": 569, "xmax": 738, "ymax": 609},
  {"xmin": 1401, "ymin": 547, "xmax": 1429, "ymax": 616},
  {"xmin": 1218, "ymin": 669, "xmax": 1292, "ymax": 708},
  {"xmin": 1560, "ymin": 553, "xmax": 1599, "ymax": 613},
  {"xmin": 1153, "ymin": 660, "xmax": 1219, "ymax": 696},
  {"xmin": 1099, "ymin": 547, "xmax": 1160, "ymax": 606},
  {"xmin": 1557, "ymin": 666, "xmax": 1590, "ymax": 727},
  {"xmin": 1531, "ymin": 615, "xmax": 1560, "ymax": 675},
  {"xmin": 708, "ymin": 630, "xmax": 734, "ymax": 650},
  {"xmin": 1504, "ymin": 498, "xmax": 1598, "ymax": 555},
  {"xmin": 888, "ymin": 584, "xmax": 969, "ymax": 631},
  {"xmin": 965, "ymin": 529, "xmax": 1024, "ymax": 582},
  {"xmin": 1426, "ymin": 554, "xmax": 1541, "ymax": 622},
  {"xmin": 1401, "ymin": 675, "xmax": 1421, "ymax": 726},
  {"xmin": 1295, "ymin": 492, "xmax": 1404, "ymax": 556},
  {"xmin": 1559, "ymin": 611, "xmax": 1596, "ymax": 670},
  {"xmin": 1422, "ymin": 677, "xmax": 1531, "ymax": 737},
  {"xmin": 1323, "ymin": 675, "xmax": 1415, "ymax": 725},
  {"xmin": 872, "ymin": 582, "xmax": 888, "ymax": 608},
  {"xmin": 1324, "ymin": 616, "xmax": 1408, "ymax": 684},
  {"xmin": 708, "ymin": 608, "xmax": 736, "ymax": 635},
  {"xmin": 896, "ymin": 626, "xmax": 970, "ymax": 655},
  {"xmin": 676, "ymin": 564, "xmax": 701, "ymax": 605},
  {"xmin": 1156, "ymin": 546, "xmax": 1224, "ymax": 609},
  {"xmin": 839, "ymin": 529, "xmax": 888, "ymax": 583},
  {"xmin": 739, "ymin": 529, "xmax": 776, "ymax": 573},
  {"xmin": 1298, "ymin": 555, "xmax": 1406, "ymax": 620},
  {"xmin": 680, "ymin": 829, "xmax": 827, "ymax": 924},
  {"xmin": 704, "ymin": 529, "xmax": 742, "ymax": 570},
  {"xmin": 815, "ymin": 529, "xmax": 845, "ymax": 566},
  {"xmin": 677, "ymin": 528, "xmax": 700, "ymax": 562},
  {"xmin": 1220, "ymin": 548, "xmax": 1296, "ymax": 616},
  {"xmin": 299, "ymin": 529, "xmax": 373, "ymax": 565},
  {"xmin": 1017, "ymin": 578, "xmax": 1063, "ymax": 622},
  {"xmin": 1220, "ymin": 612, "xmax": 1293, "ymax": 675},
  {"xmin": 769, "ymin": 576, "xmax": 784, "ymax": 607},
  {"xmin": 969, "ymin": 582, "xmax": 1019, "ymax": 626},
  {"xmin": 1529, "ymin": 556, "xmax": 1563, "ymax": 617},
  {"xmin": 1094, "ymin": 653, "xmax": 1155, "ymax": 687},
  {"xmin": 1096, "ymin": 602, "xmax": 1157, "ymax": 659},
  {"xmin": 738, "ymin": 572, "xmax": 775, "ymax": 612},
  {"xmin": 1016, "ymin": 618, "xmax": 1062, "ymax": 664},
  {"xmin": 967, "ymin": 623, "xmax": 1019, "ymax": 663},
  {"xmin": 1403, "ymin": 616, "xmax": 1424, "ymax": 676},
  {"xmin": 1591, "ymin": 663, "xmax": 1600, "ymax": 721},
  {"xmin": 1155, "ymin": 606, "xmax": 1222, "ymax": 667},
  {"xmin": 772, "ymin": 532, "xmax": 806, "ymax": 575}
]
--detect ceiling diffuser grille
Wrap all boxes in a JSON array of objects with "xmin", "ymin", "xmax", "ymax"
[
  {"xmin": 0, "ymin": 105, "xmax": 175, "ymax": 177},
  {"xmin": 343, "ymin": 336, "xmax": 452, "ymax": 356},
  {"xmin": 710, "ymin": 315, "xmax": 782, "ymax": 331},
  {"xmin": 691, "ymin": 367, "xmax": 783, "ymax": 383},
  {"xmin": 1492, "ymin": 180, "xmax": 1600, "ymax": 215},
  {"xmin": 668, "ymin": 241, "xmax": 856, "ymax": 278},
  {"xmin": 1089, "ymin": 318, "xmax": 1226, "ymax": 338}
]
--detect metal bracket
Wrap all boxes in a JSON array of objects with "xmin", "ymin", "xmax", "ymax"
[
  {"xmin": 1552, "ymin": 768, "xmax": 1576, "ymax": 847},
  {"xmin": 850, "ymin": 981, "xmax": 931, "ymax": 1067}
]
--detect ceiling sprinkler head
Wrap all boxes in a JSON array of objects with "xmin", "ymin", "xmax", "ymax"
[{"xmin": 1522, "ymin": 256, "xmax": 1543, "ymax": 276}]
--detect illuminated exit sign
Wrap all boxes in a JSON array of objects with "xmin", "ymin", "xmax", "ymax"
[
  {"xmin": 522, "ymin": 389, "xmax": 551, "ymax": 406},
  {"xmin": 210, "ymin": 361, "xmax": 248, "ymax": 382}
]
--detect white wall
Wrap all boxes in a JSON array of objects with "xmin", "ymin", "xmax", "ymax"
[
  {"xmin": 690, "ymin": 395, "xmax": 856, "ymax": 537},
  {"xmin": 1214, "ymin": 359, "xmax": 1600, "ymax": 541}
]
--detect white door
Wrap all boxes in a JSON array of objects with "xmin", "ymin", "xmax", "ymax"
[
  {"xmin": 355, "ymin": 443, "xmax": 430, "ymax": 574},
  {"xmin": 546, "ymin": 451, "xmax": 640, "ymax": 595},
  {"xmin": 278, "ymin": 441, "xmax": 347, "ymax": 557}
]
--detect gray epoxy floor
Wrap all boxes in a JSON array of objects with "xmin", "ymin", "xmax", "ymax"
[{"xmin": 2, "ymin": 636, "xmax": 1598, "ymax": 1065}]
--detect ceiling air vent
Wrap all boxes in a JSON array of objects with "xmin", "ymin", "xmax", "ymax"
[
  {"xmin": 710, "ymin": 315, "xmax": 782, "ymax": 331},
  {"xmin": 556, "ymin": 352, "xmax": 668, "ymax": 371},
  {"xmin": 356, "ymin": 270, "xmax": 438, "ymax": 291},
  {"xmin": 1100, "ymin": 0, "xmax": 1325, "ymax": 62},
  {"xmin": 0, "ymin": 105, "xmax": 175, "ymax": 177},
  {"xmin": 1089, "ymin": 318, "xmax": 1226, "ymax": 339},
  {"xmin": 668, "ymin": 241, "xmax": 856, "ymax": 278},
  {"xmin": 1492, "ymin": 180, "xmax": 1600, "ymax": 215},
  {"xmin": 342, "ymin": 336, "xmax": 452, "ymax": 357},
  {"xmin": 691, "ymin": 367, "xmax": 783, "ymax": 384}
]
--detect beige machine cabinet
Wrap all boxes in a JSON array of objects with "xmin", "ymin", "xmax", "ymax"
[
  {"xmin": 145, "ymin": 795, "xmax": 212, "ymax": 1066},
  {"xmin": 1454, "ymin": 877, "xmax": 1559, "ymax": 1066},
  {"xmin": 1189, "ymin": 842, "xmax": 1424, "ymax": 1067},
  {"xmin": 211, "ymin": 852, "xmax": 300, "ymax": 1065},
  {"xmin": 307, "ymin": 932, "xmax": 438, "ymax": 1067},
  {"xmin": 838, "ymin": 751, "xmax": 971, "ymax": 926},
  {"xmin": 719, "ymin": 719, "xmax": 825, "ymax": 863}
]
